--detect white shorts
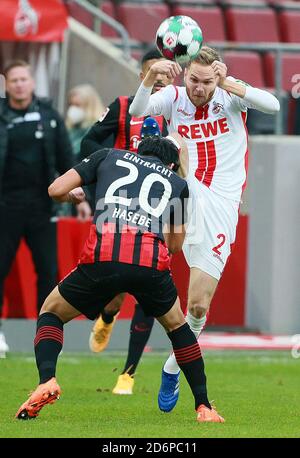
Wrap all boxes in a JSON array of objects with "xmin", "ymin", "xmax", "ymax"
[{"xmin": 183, "ymin": 177, "xmax": 239, "ymax": 281}]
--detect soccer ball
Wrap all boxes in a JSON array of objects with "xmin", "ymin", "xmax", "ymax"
[{"xmin": 156, "ymin": 15, "xmax": 203, "ymax": 65}]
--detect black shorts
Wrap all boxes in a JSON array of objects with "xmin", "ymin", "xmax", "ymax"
[{"xmin": 58, "ymin": 262, "xmax": 178, "ymax": 320}]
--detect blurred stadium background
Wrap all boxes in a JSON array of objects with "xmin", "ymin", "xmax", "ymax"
[{"xmin": 1, "ymin": 0, "xmax": 300, "ymax": 357}]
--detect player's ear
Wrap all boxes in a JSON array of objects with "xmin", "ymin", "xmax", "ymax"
[{"xmin": 183, "ymin": 67, "xmax": 188, "ymax": 84}]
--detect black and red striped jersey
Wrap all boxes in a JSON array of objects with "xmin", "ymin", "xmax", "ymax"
[
  {"xmin": 74, "ymin": 148, "xmax": 189, "ymax": 271},
  {"xmin": 81, "ymin": 96, "xmax": 167, "ymax": 156}
]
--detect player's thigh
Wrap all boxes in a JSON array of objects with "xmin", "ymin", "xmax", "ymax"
[
  {"xmin": 184, "ymin": 188, "xmax": 239, "ymax": 283},
  {"xmin": 204, "ymin": 190, "xmax": 239, "ymax": 268},
  {"xmin": 58, "ymin": 264, "xmax": 115, "ymax": 320},
  {"xmin": 156, "ymin": 297, "xmax": 185, "ymax": 333},
  {"xmin": 132, "ymin": 268, "xmax": 178, "ymax": 320},
  {"xmin": 40, "ymin": 286, "xmax": 81, "ymax": 323},
  {"xmin": 104, "ymin": 293, "xmax": 125, "ymax": 314},
  {"xmin": 188, "ymin": 267, "xmax": 218, "ymax": 313}
]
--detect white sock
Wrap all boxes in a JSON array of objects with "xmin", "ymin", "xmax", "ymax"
[{"xmin": 163, "ymin": 312, "xmax": 207, "ymax": 374}]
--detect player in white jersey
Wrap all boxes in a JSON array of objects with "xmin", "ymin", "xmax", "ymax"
[{"xmin": 129, "ymin": 46, "xmax": 280, "ymax": 415}]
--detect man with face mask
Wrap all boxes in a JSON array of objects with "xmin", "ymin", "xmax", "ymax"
[
  {"xmin": 80, "ymin": 48, "xmax": 175, "ymax": 396},
  {"xmin": 129, "ymin": 46, "xmax": 280, "ymax": 416},
  {"xmin": 0, "ymin": 60, "xmax": 73, "ymax": 355}
]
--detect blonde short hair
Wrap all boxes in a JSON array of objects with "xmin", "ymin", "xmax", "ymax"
[
  {"xmin": 188, "ymin": 46, "xmax": 222, "ymax": 67},
  {"xmin": 66, "ymin": 84, "xmax": 105, "ymax": 128}
]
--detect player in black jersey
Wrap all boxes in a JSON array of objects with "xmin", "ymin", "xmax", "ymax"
[
  {"xmin": 15, "ymin": 134, "xmax": 224, "ymax": 423},
  {"xmin": 82, "ymin": 49, "xmax": 174, "ymax": 396}
]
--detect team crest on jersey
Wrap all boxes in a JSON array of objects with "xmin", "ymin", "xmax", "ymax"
[
  {"xmin": 212, "ymin": 102, "xmax": 224, "ymax": 114},
  {"xmin": 131, "ymin": 134, "xmax": 141, "ymax": 151}
]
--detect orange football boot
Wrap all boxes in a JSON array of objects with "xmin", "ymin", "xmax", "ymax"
[
  {"xmin": 196, "ymin": 404, "xmax": 225, "ymax": 423},
  {"xmin": 89, "ymin": 313, "xmax": 119, "ymax": 353},
  {"xmin": 16, "ymin": 377, "xmax": 61, "ymax": 420}
]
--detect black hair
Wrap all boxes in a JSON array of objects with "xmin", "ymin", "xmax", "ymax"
[
  {"xmin": 137, "ymin": 136, "xmax": 180, "ymax": 171},
  {"xmin": 141, "ymin": 47, "xmax": 163, "ymax": 65}
]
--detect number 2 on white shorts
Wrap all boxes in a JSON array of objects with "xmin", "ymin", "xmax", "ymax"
[{"xmin": 212, "ymin": 233, "xmax": 226, "ymax": 255}]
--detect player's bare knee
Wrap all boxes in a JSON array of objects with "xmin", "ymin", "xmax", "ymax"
[
  {"xmin": 160, "ymin": 317, "xmax": 185, "ymax": 333},
  {"xmin": 188, "ymin": 294, "xmax": 212, "ymax": 318},
  {"xmin": 157, "ymin": 301, "xmax": 185, "ymax": 332},
  {"xmin": 40, "ymin": 298, "xmax": 62, "ymax": 316},
  {"xmin": 189, "ymin": 303, "xmax": 207, "ymax": 318},
  {"xmin": 188, "ymin": 288, "xmax": 213, "ymax": 318},
  {"xmin": 39, "ymin": 288, "xmax": 76, "ymax": 323}
]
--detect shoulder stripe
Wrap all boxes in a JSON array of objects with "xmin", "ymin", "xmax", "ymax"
[{"xmin": 173, "ymin": 85, "xmax": 179, "ymax": 103}]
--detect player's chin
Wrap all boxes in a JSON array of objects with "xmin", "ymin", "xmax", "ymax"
[
  {"xmin": 153, "ymin": 84, "xmax": 165, "ymax": 92},
  {"xmin": 193, "ymin": 95, "xmax": 206, "ymax": 104}
]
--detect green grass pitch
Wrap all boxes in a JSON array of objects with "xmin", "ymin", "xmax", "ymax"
[{"xmin": 0, "ymin": 350, "xmax": 299, "ymax": 438}]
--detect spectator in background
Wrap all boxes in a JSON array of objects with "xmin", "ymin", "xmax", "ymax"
[
  {"xmin": 0, "ymin": 59, "xmax": 73, "ymax": 355},
  {"xmin": 65, "ymin": 84, "xmax": 105, "ymax": 162},
  {"xmin": 61, "ymin": 84, "xmax": 104, "ymax": 217}
]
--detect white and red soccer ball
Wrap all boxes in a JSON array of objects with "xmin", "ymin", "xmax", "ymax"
[{"xmin": 156, "ymin": 15, "xmax": 203, "ymax": 65}]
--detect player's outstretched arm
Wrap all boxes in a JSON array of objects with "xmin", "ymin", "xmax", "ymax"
[
  {"xmin": 164, "ymin": 223, "xmax": 186, "ymax": 254},
  {"xmin": 48, "ymin": 169, "xmax": 84, "ymax": 204},
  {"xmin": 129, "ymin": 60, "xmax": 182, "ymax": 117},
  {"xmin": 163, "ymin": 180, "xmax": 189, "ymax": 253},
  {"xmin": 211, "ymin": 60, "xmax": 280, "ymax": 114}
]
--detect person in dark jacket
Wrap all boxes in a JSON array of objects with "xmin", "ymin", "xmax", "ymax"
[
  {"xmin": 0, "ymin": 60, "xmax": 73, "ymax": 350},
  {"xmin": 81, "ymin": 48, "xmax": 175, "ymax": 396}
]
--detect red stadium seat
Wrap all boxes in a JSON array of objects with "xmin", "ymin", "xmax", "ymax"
[
  {"xmin": 66, "ymin": 1, "xmax": 93, "ymax": 28},
  {"xmin": 99, "ymin": 1, "xmax": 119, "ymax": 38},
  {"xmin": 278, "ymin": 10, "xmax": 300, "ymax": 42},
  {"xmin": 264, "ymin": 52, "xmax": 300, "ymax": 92},
  {"xmin": 66, "ymin": 0, "xmax": 118, "ymax": 37},
  {"xmin": 225, "ymin": 7, "xmax": 280, "ymax": 42},
  {"xmin": 116, "ymin": 2, "xmax": 170, "ymax": 43},
  {"xmin": 223, "ymin": 51, "xmax": 266, "ymax": 87},
  {"xmin": 171, "ymin": 6, "xmax": 226, "ymax": 42}
]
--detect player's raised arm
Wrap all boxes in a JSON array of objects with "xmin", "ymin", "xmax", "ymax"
[
  {"xmin": 129, "ymin": 60, "xmax": 182, "ymax": 117},
  {"xmin": 49, "ymin": 148, "xmax": 111, "ymax": 203},
  {"xmin": 211, "ymin": 60, "xmax": 280, "ymax": 114},
  {"xmin": 48, "ymin": 169, "xmax": 84, "ymax": 204}
]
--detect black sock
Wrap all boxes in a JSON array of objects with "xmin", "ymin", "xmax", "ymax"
[
  {"xmin": 101, "ymin": 311, "xmax": 116, "ymax": 324},
  {"xmin": 168, "ymin": 323, "xmax": 210, "ymax": 410},
  {"xmin": 34, "ymin": 312, "xmax": 64, "ymax": 384},
  {"xmin": 122, "ymin": 304, "xmax": 154, "ymax": 376}
]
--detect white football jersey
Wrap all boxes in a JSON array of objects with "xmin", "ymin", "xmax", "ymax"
[{"xmin": 148, "ymin": 81, "xmax": 250, "ymax": 202}]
